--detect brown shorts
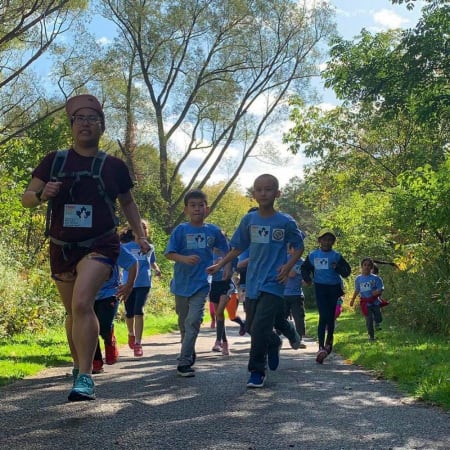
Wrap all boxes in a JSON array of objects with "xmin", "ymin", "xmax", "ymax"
[{"xmin": 49, "ymin": 232, "xmax": 120, "ymax": 276}]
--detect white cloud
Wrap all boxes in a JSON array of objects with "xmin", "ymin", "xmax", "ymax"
[
  {"xmin": 96, "ymin": 36, "xmax": 112, "ymax": 46},
  {"xmin": 372, "ymin": 9, "xmax": 409, "ymax": 29}
]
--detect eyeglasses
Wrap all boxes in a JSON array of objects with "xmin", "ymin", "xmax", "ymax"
[{"xmin": 72, "ymin": 115, "xmax": 102, "ymax": 125}]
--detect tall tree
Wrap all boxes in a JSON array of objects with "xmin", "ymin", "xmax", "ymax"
[
  {"xmin": 0, "ymin": 1, "xmax": 104, "ymax": 148},
  {"xmin": 101, "ymin": 0, "xmax": 334, "ymax": 230},
  {"xmin": 284, "ymin": 3, "xmax": 449, "ymax": 258}
]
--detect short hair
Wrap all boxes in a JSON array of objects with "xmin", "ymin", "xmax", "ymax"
[
  {"xmin": 361, "ymin": 257, "xmax": 374, "ymax": 268},
  {"xmin": 253, "ymin": 174, "xmax": 279, "ymax": 190},
  {"xmin": 119, "ymin": 228, "xmax": 134, "ymax": 243},
  {"xmin": 184, "ymin": 189, "xmax": 208, "ymax": 206}
]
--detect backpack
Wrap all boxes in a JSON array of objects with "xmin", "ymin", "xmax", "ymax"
[{"xmin": 45, "ymin": 149, "xmax": 118, "ymax": 238}]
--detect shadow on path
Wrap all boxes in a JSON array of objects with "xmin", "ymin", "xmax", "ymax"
[{"xmin": 0, "ymin": 322, "xmax": 449, "ymax": 449}]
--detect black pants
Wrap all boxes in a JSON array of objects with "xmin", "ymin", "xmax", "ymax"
[
  {"xmin": 284, "ymin": 294, "xmax": 306, "ymax": 336},
  {"xmin": 366, "ymin": 304, "xmax": 382, "ymax": 339},
  {"xmin": 314, "ymin": 283, "xmax": 343, "ymax": 349},
  {"xmin": 245, "ymin": 292, "xmax": 297, "ymax": 375},
  {"xmin": 93, "ymin": 296, "xmax": 118, "ymax": 361}
]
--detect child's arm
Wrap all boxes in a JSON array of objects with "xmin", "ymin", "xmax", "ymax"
[
  {"xmin": 207, "ymin": 248, "xmax": 242, "ymax": 275},
  {"xmin": 277, "ymin": 248, "xmax": 304, "ymax": 283},
  {"xmin": 349, "ymin": 291, "xmax": 359, "ymax": 307},
  {"xmin": 237, "ymin": 257, "xmax": 249, "ymax": 269},
  {"xmin": 151, "ymin": 262, "xmax": 162, "ymax": 277},
  {"xmin": 300, "ymin": 255, "xmax": 314, "ymax": 284},
  {"xmin": 165, "ymin": 252, "xmax": 200, "ymax": 265},
  {"xmin": 117, "ymin": 261, "xmax": 138, "ymax": 302},
  {"xmin": 372, "ymin": 275, "xmax": 384, "ymax": 297},
  {"xmin": 335, "ymin": 255, "xmax": 351, "ymax": 278}
]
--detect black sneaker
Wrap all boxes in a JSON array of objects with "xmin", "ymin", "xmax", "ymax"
[{"xmin": 177, "ymin": 365, "xmax": 195, "ymax": 377}]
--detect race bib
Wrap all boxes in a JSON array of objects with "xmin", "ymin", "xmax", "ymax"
[
  {"xmin": 250, "ymin": 225, "xmax": 270, "ymax": 243},
  {"xmin": 313, "ymin": 257, "xmax": 329, "ymax": 270},
  {"xmin": 63, "ymin": 204, "xmax": 93, "ymax": 228},
  {"xmin": 186, "ymin": 233, "xmax": 207, "ymax": 249},
  {"xmin": 359, "ymin": 281, "xmax": 373, "ymax": 293}
]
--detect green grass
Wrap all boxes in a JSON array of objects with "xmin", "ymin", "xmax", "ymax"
[
  {"xmin": 306, "ymin": 310, "xmax": 450, "ymax": 411},
  {"xmin": 0, "ymin": 314, "xmax": 177, "ymax": 387},
  {"xmin": 1, "ymin": 310, "xmax": 449, "ymax": 411}
]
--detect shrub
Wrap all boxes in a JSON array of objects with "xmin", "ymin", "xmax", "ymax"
[{"xmin": 0, "ymin": 245, "xmax": 64, "ymax": 339}]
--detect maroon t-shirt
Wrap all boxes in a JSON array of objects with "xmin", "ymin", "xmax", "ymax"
[
  {"xmin": 33, "ymin": 148, "xmax": 133, "ymax": 273},
  {"xmin": 33, "ymin": 148, "xmax": 133, "ymax": 242}
]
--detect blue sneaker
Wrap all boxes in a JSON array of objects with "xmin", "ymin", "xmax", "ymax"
[
  {"xmin": 268, "ymin": 340, "xmax": 282, "ymax": 371},
  {"xmin": 247, "ymin": 372, "xmax": 265, "ymax": 388},
  {"xmin": 68, "ymin": 374, "xmax": 96, "ymax": 401}
]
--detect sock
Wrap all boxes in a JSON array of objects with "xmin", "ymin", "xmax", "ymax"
[
  {"xmin": 216, "ymin": 320, "xmax": 225, "ymax": 342},
  {"xmin": 232, "ymin": 317, "xmax": 244, "ymax": 326}
]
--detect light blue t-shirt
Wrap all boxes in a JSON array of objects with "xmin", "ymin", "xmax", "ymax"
[
  {"xmin": 284, "ymin": 256, "xmax": 304, "ymax": 296},
  {"xmin": 230, "ymin": 211, "xmax": 304, "ymax": 299},
  {"xmin": 165, "ymin": 222, "xmax": 229, "ymax": 297},
  {"xmin": 305, "ymin": 248, "xmax": 344, "ymax": 285},
  {"xmin": 211, "ymin": 254, "xmax": 226, "ymax": 282},
  {"xmin": 354, "ymin": 274, "xmax": 384, "ymax": 299},
  {"xmin": 96, "ymin": 245, "xmax": 137, "ymax": 300},
  {"xmin": 122, "ymin": 241, "xmax": 156, "ymax": 288}
]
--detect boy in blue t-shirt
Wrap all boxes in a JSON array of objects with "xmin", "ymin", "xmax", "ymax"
[
  {"xmin": 165, "ymin": 190, "xmax": 229, "ymax": 377},
  {"xmin": 208, "ymin": 174, "xmax": 305, "ymax": 388},
  {"xmin": 301, "ymin": 229, "xmax": 351, "ymax": 364},
  {"xmin": 350, "ymin": 257, "xmax": 384, "ymax": 341}
]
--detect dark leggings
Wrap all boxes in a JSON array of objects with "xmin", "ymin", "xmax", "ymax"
[
  {"xmin": 314, "ymin": 283, "xmax": 342, "ymax": 349},
  {"xmin": 94, "ymin": 296, "xmax": 119, "ymax": 361}
]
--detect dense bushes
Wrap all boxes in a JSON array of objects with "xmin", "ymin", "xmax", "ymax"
[
  {"xmin": 0, "ymin": 245, "xmax": 65, "ymax": 339},
  {"xmin": 387, "ymin": 262, "xmax": 450, "ymax": 336}
]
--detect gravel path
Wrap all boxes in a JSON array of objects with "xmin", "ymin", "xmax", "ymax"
[{"xmin": 0, "ymin": 320, "xmax": 449, "ymax": 449}]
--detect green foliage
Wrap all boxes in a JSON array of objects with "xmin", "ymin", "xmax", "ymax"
[
  {"xmin": 311, "ymin": 309, "xmax": 450, "ymax": 409},
  {"xmin": 388, "ymin": 262, "xmax": 449, "ymax": 335},
  {"xmin": 392, "ymin": 158, "xmax": 450, "ymax": 247},
  {"xmin": 276, "ymin": 176, "xmax": 317, "ymax": 236},
  {"xmin": 204, "ymin": 182, "xmax": 254, "ymax": 235},
  {"xmin": 0, "ymin": 245, "xmax": 64, "ymax": 340},
  {"xmin": 0, "ymin": 313, "xmax": 178, "ymax": 387},
  {"xmin": 284, "ymin": 5, "xmax": 449, "ymax": 337}
]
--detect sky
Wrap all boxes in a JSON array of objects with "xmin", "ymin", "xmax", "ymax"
[
  {"xmin": 87, "ymin": 0, "xmax": 425, "ymax": 192},
  {"xmin": 229, "ymin": 0, "xmax": 425, "ymax": 191}
]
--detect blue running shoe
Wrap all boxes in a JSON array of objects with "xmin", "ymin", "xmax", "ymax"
[
  {"xmin": 247, "ymin": 372, "xmax": 265, "ymax": 388},
  {"xmin": 268, "ymin": 340, "xmax": 282, "ymax": 371},
  {"xmin": 68, "ymin": 374, "xmax": 96, "ymax": 401}
]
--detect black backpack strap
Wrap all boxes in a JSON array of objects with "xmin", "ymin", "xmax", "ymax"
[
  {"xmin": 90, "ymin": 151, "xmax": 119, "ymax": 227},
  {"xmin": 45, "ymin": 150, "xmax": 69, "ymax": 237}
]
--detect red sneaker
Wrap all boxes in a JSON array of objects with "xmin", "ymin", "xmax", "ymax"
[
  {"xmin": 134, "ymin": 343, "xmax": 143, "ymax": 357},
  {"xmin": 92, "ymin": 359, "xmax": 104, "ymax": 374},
  {"xmin": 128, "ymin": 335, "xmax": 135, "ymax": 349},
  {"xmin": 316, "ymin": 348, "xmax": 328, "ymax": 364},
  {"xmin": 105, "ymin": 335, "xmax": 119, "ymax": 365}
]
